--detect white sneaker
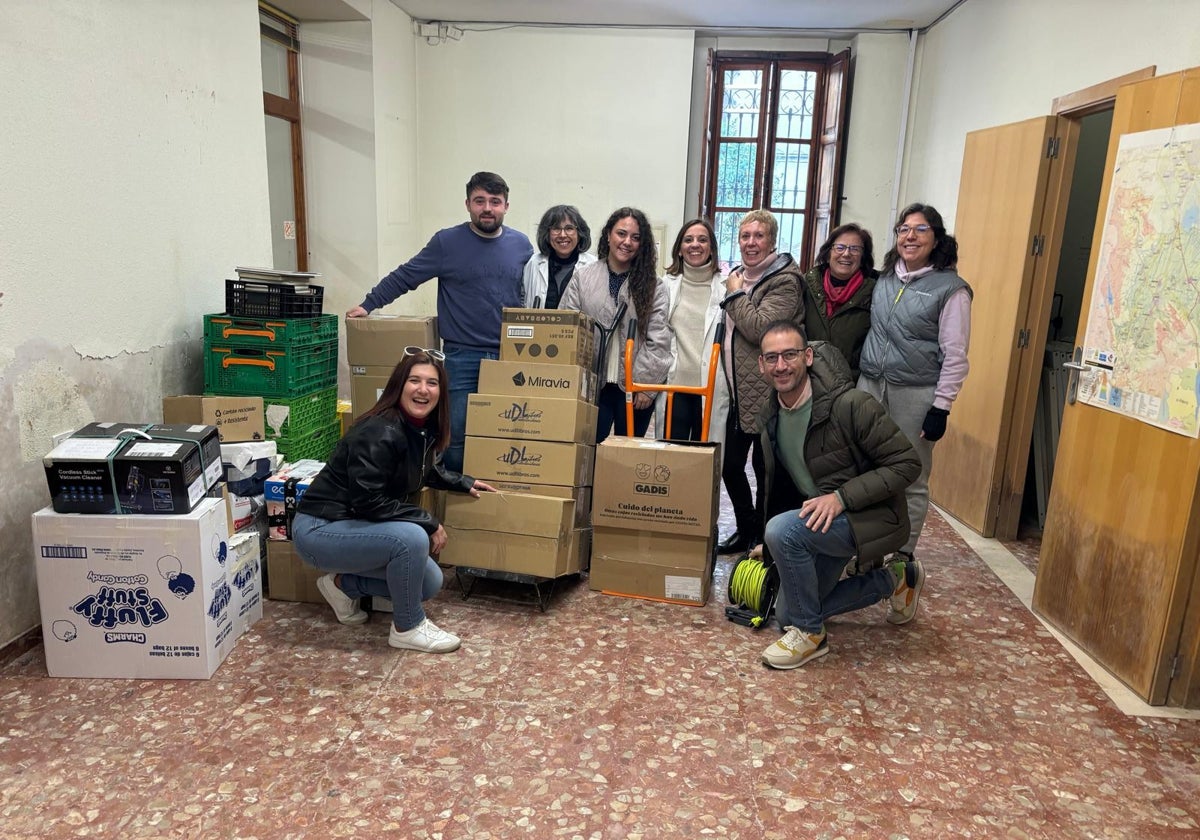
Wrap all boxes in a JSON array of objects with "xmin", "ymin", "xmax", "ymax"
[
  {"xmin": 389, "ymin": 617, "xmax": 461, "ymax": 653},
  {"xmin": 316, "ymin": 574, "xmax": 368, "ymax": 625}
]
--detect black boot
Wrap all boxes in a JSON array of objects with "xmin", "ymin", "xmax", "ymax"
[{"xmin": 717, "ymin": 531, "xmax": 755, "ymax": 554}]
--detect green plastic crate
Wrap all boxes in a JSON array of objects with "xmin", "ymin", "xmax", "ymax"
[
  {"xmin": 204, "ymin": 338, "xmax": 337, "ymax": 398},
  {"xmin": 204, "ymin": 313, "xmax": 337, "ymax": 349},
  {"xmin": 276, "ymin": 421, "xmax": 340, "ymax": 463},
  {"xmin": 262, "ymin": 387, "xmax": 338, "ymax": 449}
]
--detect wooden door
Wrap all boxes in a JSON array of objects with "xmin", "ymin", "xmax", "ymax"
[
  {"xmin": 929, "ymin": 116, "xmax": 1075, "ymax": 537},
  {"xmin": 1033, "ymin": 68, "xmax": 1200, "ymax": 705}
]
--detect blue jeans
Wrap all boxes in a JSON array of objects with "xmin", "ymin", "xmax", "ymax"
[
  {"xmin": 291, "ymin": 512, "xmax": 443, "ymax": 631},
  {"xmin": 765, "ymin": 510, "xmax": 895, "ymax": 634},
  {"xmin": 443, "ymin": 343, "xmax": 497, "ymax": 473}
]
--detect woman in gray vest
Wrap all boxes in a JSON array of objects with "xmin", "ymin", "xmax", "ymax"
[{"xmin": 858, "ymin": 204, "xmax": 972, "ymax": 567}]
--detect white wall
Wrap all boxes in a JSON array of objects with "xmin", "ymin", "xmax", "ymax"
[
  {"xmin": 904, "ymin": 0, "xmax": 1200, "ymax": 228},
  {"xmin": 412, "ymin": 28, "xmax": 695, "ymax": 280},
  {"xmin": 0, "ymin": 0, "xmax": 271, "ymax": 646},
  {"xmin": 840, "ymin": 32, "xmax": 912, "ymax": 248}
]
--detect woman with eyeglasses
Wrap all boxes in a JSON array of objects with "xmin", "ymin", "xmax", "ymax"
[
  {"xmin": 801, "ymin": 223, "xmax": 878, "ymax": 381},
  {"xmin": 858, "ymin": 203, "xmax": 973, "ymax": 568},
  {"xmin": 655, "ymin": 218, "xmax": 729, "ymax": 442},
  {"xmin": 560, "ymin": 207, "xmax": 671, "ymax": 442},
  {"xmin": 291, "ymin": 348, "xmax": 496, "ymax": 654},
  {"xmin": 521, "ymin": 205, "xmax": 596, "ymax": 309}
]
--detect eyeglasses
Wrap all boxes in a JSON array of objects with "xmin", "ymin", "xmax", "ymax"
[
  {"xmin": 895, "ymin": 224, "xmax": 933, "ymax": 237},
  {"xmin": 760, "ymin": 349, "xmax": 805, "ymax": 365},
  {"xmin": 404, "ymin": 345, "xmax": 446, "ymax": 361},
  {"xmin": 550, "ymin": 225, "xmax": 578, "ymax": 235},
  {"xmin": 831, "ymin": 244, "xmax": 863, "ymax": 255}
]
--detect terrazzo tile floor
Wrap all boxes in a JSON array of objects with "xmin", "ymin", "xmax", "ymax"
[{"xmin": 3, "ymin": 506, "xmax": 1200, "ymax": 838}]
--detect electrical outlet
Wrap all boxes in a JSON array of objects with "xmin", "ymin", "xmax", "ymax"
[{"xmin": 51, "ymin": 430, "xmax": 73, "ymax": 449}]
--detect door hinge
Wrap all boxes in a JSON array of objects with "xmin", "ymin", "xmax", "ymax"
[
  {"xmin": 1031, "ymin": 234, "xmax": 1045, "ymax": 256},
  {"xmin": 1170, "ymin": 653, "xmax": 1182, "ymax": 678},
  {"xmin": 1017, "ymin": 328, "xmax": 1031, "ymax": 349},
  {"xmin": 1046, "ymin": 136, "xmax": 1061, "ymax": 158}
]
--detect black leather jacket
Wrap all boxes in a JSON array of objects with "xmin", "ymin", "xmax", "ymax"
[{"xmin": 297, "ymin": 413, "xmax": 474, "ymax": 533}]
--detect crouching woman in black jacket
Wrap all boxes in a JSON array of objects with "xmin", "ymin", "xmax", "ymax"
[{"xmin": 292, "ymin": 348, "xmax": 494, "ymax": 653}]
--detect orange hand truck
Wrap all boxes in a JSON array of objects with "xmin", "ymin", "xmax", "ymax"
[{"xmin": 623, "ymin": 319, "xmax": 725, "ymax": 441}]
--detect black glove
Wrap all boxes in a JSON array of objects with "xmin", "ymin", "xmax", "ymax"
[{"xmin": 922, "ymin": 407, "xmax": 949, "ymax": 442}]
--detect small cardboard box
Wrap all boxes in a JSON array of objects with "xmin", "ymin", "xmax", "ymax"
[
  {"xmin": 31, "ymin": 498, "xmax": 253, "ymax": 679},
  {"xmin": 477, "ymin": 359, "xmax": 598, "ymax": 403},
  {"xmin": 489, "ymin": 480, "xmax": 591, "ymax": 529},
  {"xmin": 162, "ymin": 395, "xmax": 265, "ymax": 443},
  {"xmin": 266, "ymin": 539, "xmax": 323, "ymax": 604},
  {"xmin": 500, "ymin": 308, "xmax": 595, "ymax": 367},
  {"xmin": 466, "ymin": 394, "xmax": 598, "ymax": 444},
  {"xmin": 591, "ymin": 438, "xmax": 719, "ymax": 538},
  {"xmin": 346, "ymin": 314, "xmax": 439, "ymax": 368},
  {"xmin": 464, "ymin": 436, "xmax": 594, "ymax": 487},
  {"xmin": 265, "ymin": 460, "xmax": 325, "ymax": 540},
  {"xmin": 440, "ymin": 493, "xmax": 585, "ymax": 578},
  {"xmin": 350, "ymin": 365, "xmax": 391, "ymax": 418},
  {"xmin": 589, "ymin": 526, "xmax": 715, "ymax": 605}
]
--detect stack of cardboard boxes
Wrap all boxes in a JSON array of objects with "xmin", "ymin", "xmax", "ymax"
[
  {"xmin": 590, "ymin": 438, "xmax": 721, "ymax": 605},
  {"xmin": 35, "ymin": 422, "xmax": 263, "ymax": 678},
  {"xmin": 441, "ymin": 308, "xmax": 598, "ymax": 579}
]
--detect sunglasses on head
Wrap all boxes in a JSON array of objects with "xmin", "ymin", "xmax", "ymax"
[{"xmin": 404, "ymin": 345, "xmax": 446, "ymax": 361}]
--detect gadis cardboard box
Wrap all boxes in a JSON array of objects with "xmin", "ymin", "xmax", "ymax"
[{"xmin": 590, "ymin": 438, "xmax": 719, "ymax": 538}]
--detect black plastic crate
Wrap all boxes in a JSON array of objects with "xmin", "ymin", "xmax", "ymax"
[{"xmin": 225, "ymin": 279, "xmax": 324, "ymax": 318}]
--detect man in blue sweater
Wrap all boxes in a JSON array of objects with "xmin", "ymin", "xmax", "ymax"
[{"xmin": 348, "ymin": 172, "xmax": 533, "ymax": 472}]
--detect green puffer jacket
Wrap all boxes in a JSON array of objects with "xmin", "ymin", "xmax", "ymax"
[
  {"xmin": 759, "ymin": 341, "xmax": 920, "ymax": 567},
  {"xmin": 800, "ymin": 265, "xmax": 876, "ymax": 382}
]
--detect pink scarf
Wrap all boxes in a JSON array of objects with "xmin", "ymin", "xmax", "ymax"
[{"xmin": 823, "ymin": 268, "xmax": 864, "ymax": 318}]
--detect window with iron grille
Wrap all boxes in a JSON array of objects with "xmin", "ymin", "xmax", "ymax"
[{"xmin": 702, "ymin": 51, "xmax": 850, "ymax": 273}]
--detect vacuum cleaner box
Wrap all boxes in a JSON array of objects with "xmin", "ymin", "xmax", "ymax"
[
  {"xmin": 499, "ymin": 308, "xmax": 595, "ymax": 367},
  {"xmin": 466, "ymin": 394, "xmax": 598, "ymax": 444},
  {"xmin": 589, "ymin": 526, "xmax": 715, "ymax": 606},
  {"xmin": 591, "ymin": 438, "xmax": 719, "ymax": 538},
  {"xmin": 477, "ymin": 359, "xmax": 597, "ymax": 403},
  {"xmin": 31, "ymin": 498, "xmax": 247, "ymax": 679}
]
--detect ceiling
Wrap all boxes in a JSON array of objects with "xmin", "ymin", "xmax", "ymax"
[
  {"xmin": 389, "ymin": 0, "xmax": 967, "ymax": 33},
  {"xmin": 269, "ymin": 0, "xmax": 968, "ymax": 33}
]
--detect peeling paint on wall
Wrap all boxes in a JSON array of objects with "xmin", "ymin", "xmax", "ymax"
[{"xmin": 14, "ymin": 358, "xmax": 94, "ymax": 461}]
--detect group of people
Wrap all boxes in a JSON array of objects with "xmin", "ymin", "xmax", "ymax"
[{"xmin": 293, "ymin": 170, "xmax": 972, "ymax": 670}]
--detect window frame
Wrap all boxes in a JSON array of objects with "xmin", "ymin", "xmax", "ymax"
[
  {"xmin": 701, "ymin": 51, "xmax": 836, "ymax": 273},
  {"xmin": 260, "ymin": 4, "xmax": 309, "ymax": 271}
]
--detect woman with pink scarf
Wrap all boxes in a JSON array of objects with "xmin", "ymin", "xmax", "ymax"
[{"xmin": 800, "ymin": 223, "xmax": 878, "ymax": 381}]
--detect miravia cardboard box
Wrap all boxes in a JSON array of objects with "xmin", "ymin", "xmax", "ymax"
[{"xmin": 32, "ymin": 498, "xmax": 251, "ymax": 679}]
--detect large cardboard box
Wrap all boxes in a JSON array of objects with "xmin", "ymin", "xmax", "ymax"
[
  {"xmin": 477, "ymin": 359, "xmax": 597, "ymax": 403},
  {"xmin": 440, "ymin": 492, "xmax": 585, "ymax": 577},
  {"xmin": 31, "ymin": 498, "xmax": 254, "ymax": 679},
  {"xmin": 346, "ymin": 314, "xmax": 439, "ymax": 368},
  {"xmin": 350, "ymin": 366, "xmax": 391, "ymax": 418},
  {"xmin": 466, "ymin": 394, "xmax": 598, "ymax": 444},
  {"xmin": 591, "ymin": 438, "xmax": 719, "ymax": 538},
  {"xmin": 266, "ymin": 539, "xmax": 324, "ymax": 604},
  {"xmin": 500, "ymin": 308, "xmax": 595, "ymax": 367},
  {"xmin": 162, "ymin": 396, "xmax": 265, "ymax": 443},
  {"xmin": 489, "ymin": 480, "xmax": 591, "ymax": 529},
  {"xmin": 464, "ymin": 436, "xmax": 594, "ymax": 487},
  {"xmin": 589, "ymin": 526, "xmax": 715, "ymax": 605}
]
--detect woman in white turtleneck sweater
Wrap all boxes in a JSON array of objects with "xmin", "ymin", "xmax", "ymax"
[{"xmin": 654, "ymin": 218, "xmax": 729, "ymax": 444}]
